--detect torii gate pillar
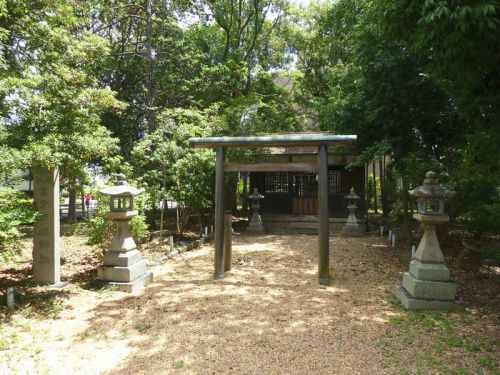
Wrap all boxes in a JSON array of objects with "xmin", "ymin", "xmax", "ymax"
[
  {"xmin": 318, "ymin": 144, "xmax": 330, "ymax": 285},
  {"xmin": 214, "ymin": 145, "xmax": 226, "ymax": 279}
]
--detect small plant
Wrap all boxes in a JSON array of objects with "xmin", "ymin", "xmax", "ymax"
[
  {"xmin": 134, "ymin": 322, "xmax": 152, "ymax": 331},
  {"xmin": 77, "ymin": 193, "xmax": 149, "ymax": 250},
  {"xmin": 174, "ymin": 360, "xmax": 185, "ymax": 369},
  {"xmin": 255, "ymin": 336, "xmax": 269, "ymax": 345},
  {"xmin": 130, "ymin": 214, "xmax": 149, "ymax": 244},
  {"xmin": 55, "ymin": 333, "xmax": 65, "ymax": 341},
  {"xmin": 18, "ymin": 304, "xmax": 33, "ymax": 318},
  {"xmin": 42, "ymin": 301, "xmax": 64, "ymax": 317},
  {"xmin": 118, "ymin": 323, "xmax": 129, "ymax": 337},
  {"xmin": 82, "ymin": 328, "xmax": 103, "ymax": 340}
]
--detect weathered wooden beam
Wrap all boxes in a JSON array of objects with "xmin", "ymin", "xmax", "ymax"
[
  {"xmin": 318, "ymin": 144, "xmax": 330, "ymax": 285},
  {"xmin": 214, "ymin": 145, "xmax": 225, "ymax": 279},
  {"xmin": 189, "ymin": 134, "xmax": 357, "ymax": 148},
  {"xmin": 224, "ymin": 162, "xmax": 318, "ymax": 172},
  {"xmin": 224, "ymin": 210, "xmax": 232, "ymax": 272}
]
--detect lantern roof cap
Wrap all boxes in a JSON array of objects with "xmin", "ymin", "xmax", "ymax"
[
  {"xmin": 345, "ymin": 186, "xmax": 359, "ymax": 200},
  {"xmin": 100, "ymin": 174, "xmax": 142, "ymax": 196},
  {"xmin": 249, "ymin": 187, "xmax": 264, "ymax": 200},
  {"xmin": 409, "ymin": 171, "xmax": 455, "ymax": 198}
]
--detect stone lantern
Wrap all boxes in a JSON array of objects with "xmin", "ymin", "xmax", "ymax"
[
  {"xmin": 394, "ymin": 171, "xmax": 461, "ymax": 310},
  {"xmin": 247, "ymin": 188, "xmax": 265, "ymax": 233},
  {"xmin": 342, "ymin": 187, "xmax": 363, "ymax": 235},
  {"xmin": 96, "ymin": 174, "xmax": 153, "ymax": 292}
]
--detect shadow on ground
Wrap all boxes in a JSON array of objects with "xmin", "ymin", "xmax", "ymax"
[{"xmin": 80, "ymin": 234, "xmax": 409, "ymax": 374}]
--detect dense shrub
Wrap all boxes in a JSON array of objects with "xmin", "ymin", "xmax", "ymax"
[
  {"xmin": 0, "ymin": 189, "xmax": 39, "ymax": 258},
  {"xmin": 78, "ymin": 193, "xmax": 149, "ymax": 250}
]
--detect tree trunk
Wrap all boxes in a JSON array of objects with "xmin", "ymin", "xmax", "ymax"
[
  {"xmin": 365, "ymin": 163, "xmax": 369, "ymax": 225},
  {"xmin": 159, "ymin": 198, "xmax": 164, "ymax": 242},
  {"xmin": 176, "ymin": 208, "xmax": 191, "ymax": 236},
  {"xmin": 181, "ymin": 209, "xmax": 191, "ymax": 233},
  {"xmin": 198, "ymin": 213, "xmax": 202, "ymax": 234},
  {"xmin": 159, "ymin": 174, "xmax": 167, "ymax": 241},
  {"xmin": 402, "ymin": 176, "xmax": 412, "ymax": 241},
  {"xmin": 145, "ymin": 0, "xmax": 156, "ymax": 133},
  {"xmin": 372, "ymin": 161, "xmax": 378, "ymax": 214},
  {"xmin": 68, "ymin": 186, "xmax": 76, "ymax": 224},
  {"xmin": 380, "ymin": 158, "xmax": 388, "ymax": 217},
  {"xmin": 81, "ymin": 189, "xmax": 85, "ymax": 217},
  {"xmin": 176, "ymin": 207, "xmax": 181, "ymax": 234}
]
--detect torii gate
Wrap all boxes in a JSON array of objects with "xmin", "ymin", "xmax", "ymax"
[{"xmin": 189, "ymin": 134, "xmax": 357, "ymax": 285}]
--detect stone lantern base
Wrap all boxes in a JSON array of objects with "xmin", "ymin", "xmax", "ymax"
[
  {"xmin": 94, "ymin": 211, "xmax": 153, "ymax": 292},
  {"xmin": 96, "ymin": 250, "xmax": 153, "ymax": 293},
  {"xmin": 247, "ymin": 212, "xmax": 264, "ymax": 233},
  {"xmin": 393, "ymin": 284, "xmax": 462, "ymax": 311},
  {"xmin": 341, "ymin": 218, "xmax": 363, "ymax": 236},
  {"xmin": 394, "ymin": 214, "xmax": 462, "ymax": 310},
  {"xmin": 94, "ymin": 271, "xmax": 153, "ymax": 293},
  {"xmin": 394, "ymin": 259, "xmax": 462, "ymax": 310},
  {"xmin": 341, "ymin": 189, "xmax": 364, "ymax": 236}
]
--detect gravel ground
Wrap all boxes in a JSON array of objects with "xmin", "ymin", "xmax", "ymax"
[{"xmin": 1, "ymin": 234, "xmax": 498, "ymax": 374}]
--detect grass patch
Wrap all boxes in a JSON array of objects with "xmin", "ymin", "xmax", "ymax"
[
  {"xmin": 42, "ymin": 301, "xmax": 64, "ymax": 317},
  {"xmin": 435, "ymin": 343, "xmax": 445, "ymax": 354},
  {"xmin": 398, "ymin": 370, "xmax": 424, "ymax": 375},
  {"xmin": 388, "ymin": 316, "xmax": 412, "ymax": 331},
  {"xmin": 81, "ymin": 328, "xmax": 106, "ymax": 340},
  {"xmin": 442, "ymin": 335, "xmax": 464, "ymax": 348},
  {"xmin": 134, "ymin": 322, "xmax": 152, "ymax": 332},
  {"xmin": 465, "ymin": 342, "xmax": 481, "ymax": 352},
  {"xmin": 174, "ymin": 360, "xmax": 185, "ymax": 369},
  {"xmin": 0, "ymin": 331, "xmax": 19, "ymax": 351},
  {"xmin": 477, "ymin": 355, "xmax": 498, "ymax": 372},
  {"xmin": 386, "ymin": 294, "xmax": 404, "ymax": 308},
  {"xmin": 255, "ymin": 336, "xmax": 269, "ymax": 345}
]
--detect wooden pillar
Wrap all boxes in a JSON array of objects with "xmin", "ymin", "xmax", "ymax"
[
  {"xmin": 214, "ymin": 145, "xmax": 225, "ymax": 279},
  {"xmin": 224, "ymin": 210, "xmax": 232, "ymax": 272},
  {"xmin": 318, "ymin": 144, "xmax": 330, "ymax": 285}
]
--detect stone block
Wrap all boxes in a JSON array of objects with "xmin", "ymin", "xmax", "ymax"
[
  {"xmin": 33, "ymin": 167, "xmax": 61, "ymax": 285},
  {"xmin": 247, "ymin": 221, "xmax": 264, "ymax": 233},
  {"xmin": 103, "ymin": 249, "xmax": 142, "ymax": 267},
  {"xmin": 409, "ymin": 260, "xmax": 450, "ymax": 281},
  {"xmin": 109, "ymin": 226, "xmax": 137, "ymax": 252},
  {"xmin": 98, "ymin": 260, "xmax": 147, "ymax": 283},
  {"xmin": 342, "ymin": 223, "xmax": 363, "ymax": 236},
  {"xmin": 394, "ymin": 285, "xmax": 463, "ymax": 311},
  {"xmin": 93, "ymin": 272, "xmax": 153, "ymax": 293},
  {"xmin": 402, "ymin": 272, "xmax": 456, "ymax": 301}
]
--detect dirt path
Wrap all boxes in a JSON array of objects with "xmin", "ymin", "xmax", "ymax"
[{"xmin": 1, "ymin": 234, "xmax": 498, "ymax": 374}]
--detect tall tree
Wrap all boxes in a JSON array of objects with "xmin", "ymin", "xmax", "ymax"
[
  {"xmin": 1, "ymin": 1, "xmax": 124, "ymax": 197},
  {"xmin": 291, "ymin": 0, "xmax": 500, "ymax": 234}
]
